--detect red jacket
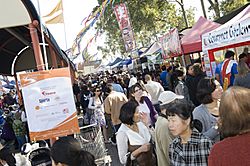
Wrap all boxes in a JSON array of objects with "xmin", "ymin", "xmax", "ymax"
[{"xmin": 208, "ymin": 132, "xmax": 250, "ymax": 166}]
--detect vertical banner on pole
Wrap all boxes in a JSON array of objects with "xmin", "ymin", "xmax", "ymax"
[
  {"xmin": 20, "ymin": 68, "xmax": 79, "ymax": 141},
  {"xmin": 160, "ymin": 28, "xmax": 182, "ymax": 59},
  {"xmin": 114, "ymin": 3, "xmax": 136, "ymax": 52}
]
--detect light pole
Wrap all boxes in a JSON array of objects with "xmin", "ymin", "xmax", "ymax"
[{"xmin": 169, "ymin": 0, "xmax": 189, "ymax": 28}]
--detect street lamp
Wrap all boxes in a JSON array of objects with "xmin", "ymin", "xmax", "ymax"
[{"xmin": 169, "ymin": 0, "xmax": 189, "ymax": 28}]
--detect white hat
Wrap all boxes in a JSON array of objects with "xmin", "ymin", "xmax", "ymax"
[
  {"xmin": 158, "ymin": 91, "xmax": 184, "ymax": 105},
  {"xmin": 128, "ymin": 77, "xmax": 137, "ymax": 88}
]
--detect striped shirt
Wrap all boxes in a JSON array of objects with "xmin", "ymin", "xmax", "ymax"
[{"xmin": 169, "ymin": 129, "xmax": 213, "ymax": 166}]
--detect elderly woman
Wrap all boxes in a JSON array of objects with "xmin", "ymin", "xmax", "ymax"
[
  {"xmin": 168, "ymin": 99, "xmax": 213, "ymax": 166},
  {"xmin": 116, "ymin": 101, "xmax": 155, "ymax": 166},
  {"xmin": 193, "ymin": 78, "xmax": 223, "ymax": 142},
  {"xmin": 129, "ymin": 83, "xmax": 157, "ymax": 127},
  {"xmin": 208, "ymin": 87, "xmax": 250, "ymax": 166}
]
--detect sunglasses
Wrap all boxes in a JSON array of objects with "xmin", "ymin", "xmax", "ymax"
[{"xmin": 95, "ymin": 90, "xmax": 101, "ymax": 92}]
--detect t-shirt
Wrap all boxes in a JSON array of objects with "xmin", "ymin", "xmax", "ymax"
[{"xmin": 160, "ymin": 71, "xmax": 168, "ymax": 87}]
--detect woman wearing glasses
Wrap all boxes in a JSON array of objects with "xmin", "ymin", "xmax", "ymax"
[
  {"xmin": 88, "ymin": 86, "xmax": 108, "ymax": 143},
  {"xmin": 129, "ymin": 83, "xmax": 158, "ymax": 127}
]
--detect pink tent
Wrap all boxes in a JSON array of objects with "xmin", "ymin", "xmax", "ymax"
[{"xmin": 181, "ymin": 16, "xmax": 221, "ymax": 54}]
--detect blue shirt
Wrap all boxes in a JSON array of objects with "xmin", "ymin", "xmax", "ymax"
[
  {"xmin": 215, "ymin": 62, "xmax": 223, "ymax": 85},
  {"xmin": 230, "ymin": 63, "xmax": 238, "ymax": 86},
  {"xmin": 160, "ymin": 71, "xmax": 168, "ymax": 87},
  {"xmin": 220, "ymin": 62, "xmax": 238, "ymax": 87}
]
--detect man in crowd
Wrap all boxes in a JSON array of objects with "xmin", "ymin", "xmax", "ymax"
[
  {"xmin": 144, "ymin": 74, "xmax": 164, "ymax": 113},
  {"xmin": 220, "ymin": 50, "xmax": 238, "ymax": 89},
  {"xmin": 160, "ymin": 65, "xmax": 168, "ymax": 90},
  {"xmin": 104, "ymin": 84, "xmax": 128, "ymax": 144}
]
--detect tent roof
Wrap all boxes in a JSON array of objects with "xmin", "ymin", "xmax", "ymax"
[
  {"xmin": 108, "ymin": 57, "xmax": 123, "ymax": 66},
  {"xmin": 0, "ymin": 0, "xmax": 75, "ymax": 76},
  {"xmin": 215, "ymin": 3, "xmax": 250, "ymax": 24},
  {"xmin": 141, "ymin": 42, "xmax": 161, "ymax": 57},
  {"xmin": 181, "ymin": 16, "xmax": 221, "ymax": 54}
]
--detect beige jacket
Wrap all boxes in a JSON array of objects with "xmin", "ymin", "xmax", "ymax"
[
  {"xmin": 155, "ymin": 116, "xmax": 173, "ymax": 166},
  {"xmin": 104, "ymin": 91, "xmax": 128, "ymax": 125}
]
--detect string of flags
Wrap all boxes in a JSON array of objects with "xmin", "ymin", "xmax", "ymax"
[{"xmin": 71, "ymin": 0, "xmax": 113, "ymax": 60}]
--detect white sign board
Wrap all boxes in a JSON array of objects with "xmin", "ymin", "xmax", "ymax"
[{"xmin": 202, "ymin": 17, "xmax": 250, "ymax": 51}]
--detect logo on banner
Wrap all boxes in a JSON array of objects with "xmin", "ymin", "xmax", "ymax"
[
  {"xmin": 203, "ymin": 18, "xmax": 250, "ymax": 51},
  {"xmin": 42, "ymin": 91, "xmax": 56, "ymax": 96},
  {"xmin": 114, "ymin": 3, "xmax": 136, "ymax": 52}
]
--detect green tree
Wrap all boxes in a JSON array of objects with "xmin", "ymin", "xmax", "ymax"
[
  {"xmin": 96, "ymin": 0, "xmax": 195, "ymax": 57},
  {"xmin": 220, "ymin": 0, "xmax": 249, "ymax": 16}
]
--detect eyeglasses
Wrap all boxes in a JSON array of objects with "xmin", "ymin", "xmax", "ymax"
[{"xmin": 95, "ymin": 90, "xmax": 101, "ymax": 92}]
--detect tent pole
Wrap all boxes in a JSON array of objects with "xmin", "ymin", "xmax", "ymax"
[{"xmin": 181, "ymin": 54, "xmax": 186, "ymax": 67}]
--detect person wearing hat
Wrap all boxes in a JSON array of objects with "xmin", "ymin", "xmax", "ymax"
[{"xmin": 154, "ymin": 91, "xmax": 183, "ymax": 166}]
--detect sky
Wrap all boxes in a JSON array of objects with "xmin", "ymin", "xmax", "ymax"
[{"xmin": 31, "ymin": 0, "xmax": 213, "ymax": 63}]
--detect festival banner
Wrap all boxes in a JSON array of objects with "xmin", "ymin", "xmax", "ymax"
[
  {"xmin": 114, "ymin": 3, "xmax": 136, "ymax": 52},
  {"xmin": 20, "ymin": 68, "xmax": 79, "ymax": 141},
  {"xmin": 160, "ymin": 28, "xmax": 182, "ymax": 59},
  {"xmin": 202, "ymin": 17, "xmax": 250, "ymax": 51}
]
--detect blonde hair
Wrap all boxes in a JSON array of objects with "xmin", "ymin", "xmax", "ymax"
[{"xmin": 219, "ymin": 87, "xmax": 250, "ymax": 138}]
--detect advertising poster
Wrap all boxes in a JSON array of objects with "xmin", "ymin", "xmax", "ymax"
[
  {"xmin": 114, "ymin": 3, "xmax": 136, "ymax": 52},
  {"xmin": 20, "ymin": 68, "xmax": 79, "ymax": 141},
  {"xmin": 160, "ymin": 28, "xmax": 182, "ymax": 59}
]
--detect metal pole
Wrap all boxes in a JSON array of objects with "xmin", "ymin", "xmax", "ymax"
[
  {"xmin": 37, "ymin": 0, "xmax": 49, "ymax": 70},
  {"xmin": 29, "ymin": 21, "xmax": 45, "ymax": 71}
]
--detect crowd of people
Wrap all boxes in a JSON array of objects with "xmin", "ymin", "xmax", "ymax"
[{"xmin": 0, "ymin": 49, "xmax": 249, "ymax": 165}]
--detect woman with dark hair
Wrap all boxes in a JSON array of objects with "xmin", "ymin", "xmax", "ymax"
[
  {"xmin": 51, "ymin": 136, "xmax": 96, "ymax": 166},
  {"xmin": 88, "ymin": 86, "xmax": 108, "ymax": 143},
  {"xmin": 168, "ymin": 99, "xmax": 213, "ymax": 166},
  {"xmin": 208, "ymin": 87, "xmax": 250, "ymax": 166},
  {"xmin": 193, "ymin": 78, "xmax": 223, "ymax": 142},
  {"xmin": 186, "ymin": 63, "xmax": 206, "ymax": 106},
  {"xmin": 116, "ymin": 101, "xmax": 155, "ymax": 166},
  {"xmin": 174, "ymin": 68, "xmax": 190, "ymax": 101},
  {"xmin": 130, "ymin": 83, "xmax": 157, "ymax": 127}
]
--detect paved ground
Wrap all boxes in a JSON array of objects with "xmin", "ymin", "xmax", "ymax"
[
  {"xmin": 78, "ymin": 116, "xmax": 122, "ymax": 165},
  {"xmin": 106, "ymin": 143, "xmax": 123, "ymax": 166}
]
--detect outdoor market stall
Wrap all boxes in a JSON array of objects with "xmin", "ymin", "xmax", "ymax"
[{"xmin": 202, "ymin": 5, "xmax": 250, "ymax": 77}]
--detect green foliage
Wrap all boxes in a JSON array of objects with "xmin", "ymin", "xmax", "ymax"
[
  {"xmin": 220, "ymin": 0, "xmax": 249, "ymax": 16},
  {"xmin": 96, "ymin": 0, "xmax": 195, "ymax": 57}
]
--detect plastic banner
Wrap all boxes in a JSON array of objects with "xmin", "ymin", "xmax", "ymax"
[
  {"xmin": 114, "ymin": 3, "xmax": 136, "ymax": 52},
  {"xmin": 20, "ymin": 68, "xmax": 79, "ymax": 141}
]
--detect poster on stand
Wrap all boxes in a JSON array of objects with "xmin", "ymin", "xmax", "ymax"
[{"xmin": 20, "ymin": 68, "xmax": 79, "ymax": 141}]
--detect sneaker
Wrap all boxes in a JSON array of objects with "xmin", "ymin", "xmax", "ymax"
[{"xmin": 109, "ymin": 138, "xmax": 117, "ymax": 146}]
